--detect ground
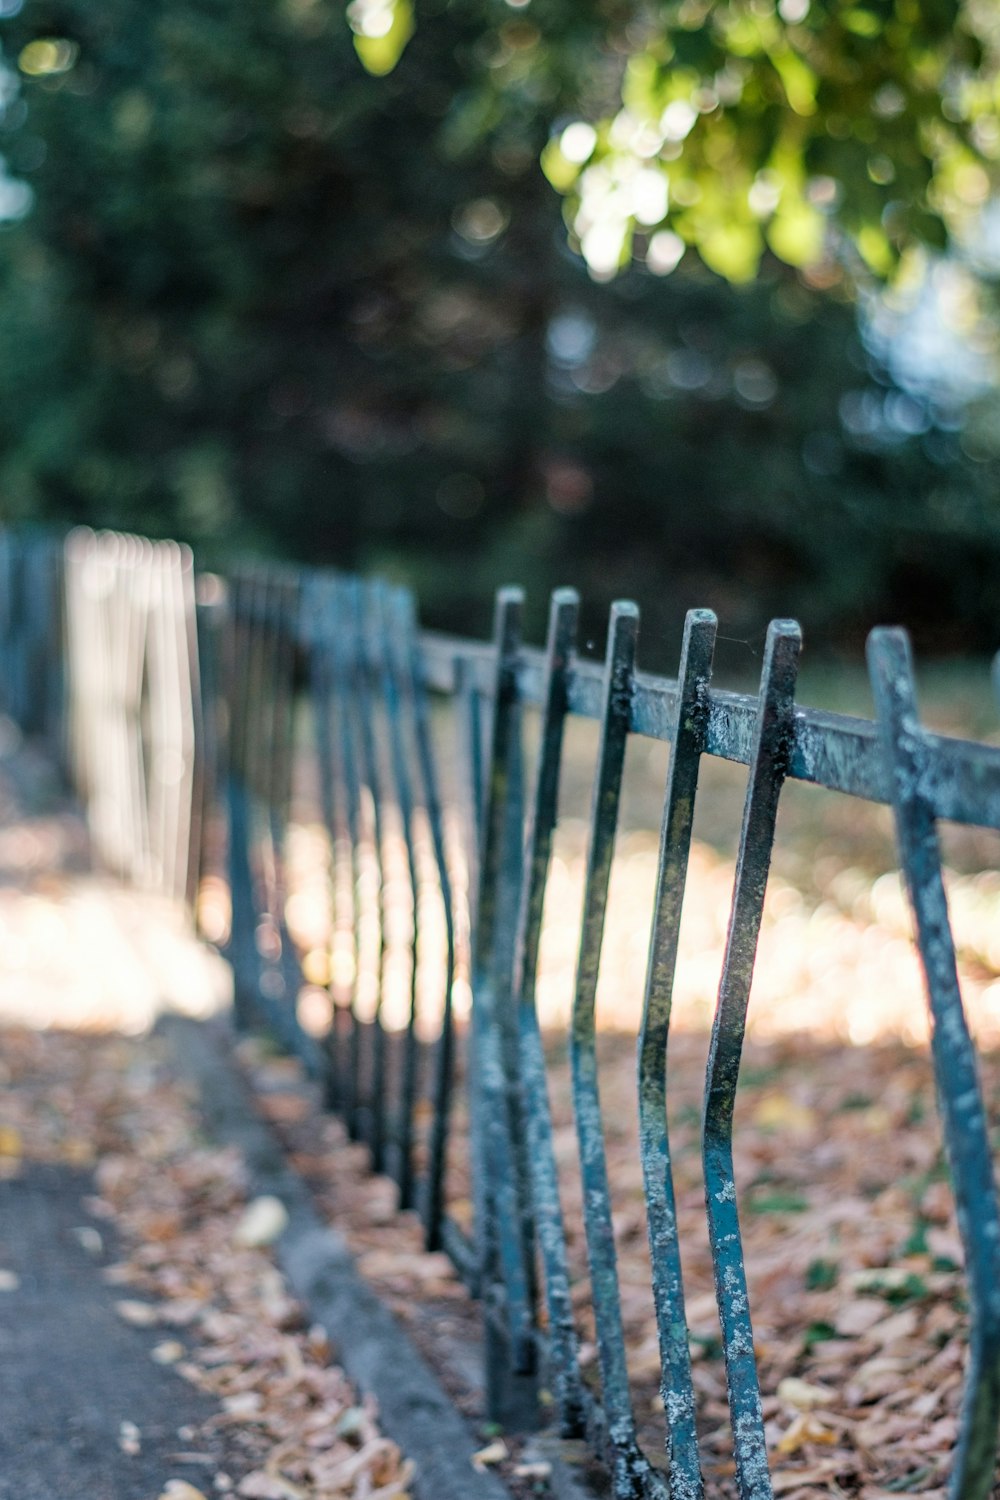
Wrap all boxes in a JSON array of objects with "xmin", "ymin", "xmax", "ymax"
[
  {"xmin": 2, "ymin": 660, "xmax": 1000, "ymax": 1500},
  {"xmin": 0, "ymin": 741, "xmax": 412, "ymax": 1500}
]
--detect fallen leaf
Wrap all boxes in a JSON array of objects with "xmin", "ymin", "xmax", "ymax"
[
  {"xmin": 753, "ymin": 1094, "xmax": 817, "ymax": 1132},
  {"xmin": 232, "ymin": 1196, "xmax": 288, "ymax": 1248},
  {"xmin": 71, "ymin": 1225, "xmax": 103, "ymax": 1257},
  {"xmin": 118, "ymin": 1419, "xmax": 141, "ymax": 1456},
  {"xmin": 776, "ymin": 1414, "xmax": 838, "ymax": 1454},
  {"xmin": 834, "ymin": 1299, "xmax": 887, "ymax": 1337},
  {"xmin": 472, "ymin": 1438, "xmax": 509, "ymax": 1470},
  {"xmin": 151, "ymin": 1340, "xmax": 186, "ymax": 1365},
  {"xmin": 116, "ymin": 1299, "xmax": 159, "ymax": 1327},
  {"xmin": 222, "ymin": 1391, "xmax": 263, "ymax": 1418},
  {"xmin": 236, "ymin": 1475, "xmax": 292, "ymax": 1500},
  {"xmin": 771, "ymin": 1468, "xmax": 839, "ymax": 1493},
  {"xmin": 776, "ymin": 1378, "xmax": 837, "ymax": 1412}
]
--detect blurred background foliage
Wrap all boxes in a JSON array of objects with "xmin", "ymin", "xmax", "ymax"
[{"xmin": 0, "ymin": 0, "xmax": 999, "ymax": 659}]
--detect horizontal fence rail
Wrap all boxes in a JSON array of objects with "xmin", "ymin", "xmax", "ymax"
[{"xmin": 2, "ymin": 527, "xmax": 1000, "ymax": 1500}]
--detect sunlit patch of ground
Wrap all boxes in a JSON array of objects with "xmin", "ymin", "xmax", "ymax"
[{"xmin": 0, "ymin": 740, "xmax": 229, "ymax": 1033}]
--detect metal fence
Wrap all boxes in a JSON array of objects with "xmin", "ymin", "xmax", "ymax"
[{"xmin": 3, "ymin": 528, "xmax": 1000, "ymax": 1500}]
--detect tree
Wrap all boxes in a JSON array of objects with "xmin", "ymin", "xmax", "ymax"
[
  {"xmin": 0, "ymin": 0, "xmax": 999, "ymax": 654},
  {"xmin": 353, "ymin": 0, "xmax": 1000, "ymax": 283}
]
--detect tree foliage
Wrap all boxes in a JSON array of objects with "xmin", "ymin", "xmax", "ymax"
[
  {"xmin": 0, "ymin": 0, "xmax": 998, "ymax": 653},
  {"xmin": 356, "ymin": 0, "xmax": 1000, "ymax": 283}
]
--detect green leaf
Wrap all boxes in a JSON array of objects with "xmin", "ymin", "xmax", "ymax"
[
  {"xmin": 696, "ymin": 220, "xmax": 763, "ymax": 282},
  {"xmin": 856, "ymin": 223, "xmax": 895, "ymax": 275},
  {"xmin": 350, "ymin": 0, "xmax": 414, "ymax": 77},
  {"xmin": 767, "ymin": 200, "xmax": 825, "ymax": 267},
  {"xmin": 769, "ymin": 47, "xmax": 817, "ymax": 116}
]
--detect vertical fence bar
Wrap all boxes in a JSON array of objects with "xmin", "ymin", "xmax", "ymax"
[
  {"xmin": 509, "ymin": 587, "xmax": 587, "ymax": 1437},
  {"xmin": 393, "ymin": 589, "xmax": 459, "ymax": 1254},
  {"xmin": 375, "ymin": 580, "xmax": 422, "ymax": 1208},
  {"xmin": 193, "ymin": 574, "xmax": 225, "ymax": 940},
  {"xmin": 304, "ymin": 573, "xmax": 343, "ymax": 1106},
  {"xmin": 251, "ymin": 570, "xmax": 290, "ymax": 1045},
  {"xmin": 569, "ymin": 603, "xmax": 664, "ymax": 1500},
  {"xmin": 471, "ymin": 586, "xmax": 538, "ymax": 1426},
  {"xmin": 273, "ymin": 574, "xmax": 316, "ymax": 1069},
  {"xmin": 703, "ymin": 618, "xmax": 800, "ymax": 1500},
  {"xmin": 638, "ymin": 609, "xmax": 716, "ymax": 1500},
  {"xmin": 329, "ymin": 578, "xmax": 367, "ymax": 1142},
  {"xmin": 223, "ymin": 573, "xmax": 259, "ymax": 1030},
  {"xmin": 352, "ymin": 579, "xmax": 390, "ymax": 1169},
  {"xmin": 868, "ymin": 628, "xmax": 1000, "ymax": 1500}
]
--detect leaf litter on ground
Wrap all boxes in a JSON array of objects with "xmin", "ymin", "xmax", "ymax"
[{"xmin": 0, "ymin": 1026, "xmax": 414, "ymax": 1500}]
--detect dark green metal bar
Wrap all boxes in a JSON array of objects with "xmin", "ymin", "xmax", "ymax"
[
  {"xmin": 374, "ymin": 580, "xmax": 422, "ymax": 1209},
  {"xmin": 569, "ymin": 603, "xmax": 666, "ymax": 1500},
  {"xmin": 303, "ymin": 573, "xmax": 343, "ymax": 1104},
  {"xmin": 274, "ymin": 574, "xmax": 317, "ymax": 1070},
  {"xmin": 390, "ymin": 588, "xmax": 458, "ymax": 1254},
  {"xmin": 252, "ymin": 572, "xmax": 298, "ymax": 1054},
  {"xmin": 702, "ymin": 618, "xmax": 800, "ymax": 1500},
  {"xmin": 349, "ymin": 578, "xmax": 389, "ymax": 1167},
  {"xmin": 509, "ymin": 587, "xmax": 586, "ymax": 1438},
  {"xmin": 329, "ymin": 579, "xmax": 367, "ymax": 1142},
  {"xmin": 471, "ymin": 586, "xmax": 538, "ymax": 1426},
  {"xmin": 868, "ymin": 628, "xmax": 1000, "ymax": 1500},
  {"xmin": 222, "ymin": 575, "xmax": 259, "ymax": 1031},
  {"xmin": 638, "ymin": 609, "xmax": 716, "ymax": 1500}
]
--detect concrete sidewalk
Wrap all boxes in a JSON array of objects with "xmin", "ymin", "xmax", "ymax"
[{"xmin": 0, "ymin": 1164, "xmax": 229, "ymax": 1500}]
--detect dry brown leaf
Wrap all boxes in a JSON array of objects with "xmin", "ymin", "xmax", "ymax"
[
  {"xmin": 777, "ymin": 1414, "xmax": 839, "ymax": 1455},
  {"xmin": 151, "ymin": 1340, "xmax": 185, "ymax": 1365},
  {"xmin": 753, "ymin": 1095, "xmax": 817, "ymax": 1133},
  {"xmin": 118, "ymin": 1419, "xmax": 141, "ymax": 1456},
  {"xmin": 514, "ymin": 1460, "xmax": 553, "ymax": 1480},
  {"xmin": 471, "ymin": 1438, "xmax": 509, "ymax": 1470},
  {"xmin": 233, "ymin": 1196, "xmax": 289, "ymax": 1249},
  {"xmin": 834, "ymin": 1299, "xmax": 888, "ymax": 1337},
  {"xmin": 771, "ymin": 1469, "xmax": 838, "ymax": 1493},
  {"xmin": 777, "ymin": 1378, "xmax": 837, "ymax": 1412},
  {"xmin": 115, "ymin": 1298, "xmax": 159, "ymax": 1327},
  {"xmin": 236, "ymin": 1473, "xmax": 299, "ymax": 1500}
]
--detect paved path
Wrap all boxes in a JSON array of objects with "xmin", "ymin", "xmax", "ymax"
[
  {"xmin": 0, "ymin": 740, "xmax": 232, "ymax": 1499},
  {"xmin": 0, "ymin": 1164, "xmax": 227, "ymax": 1500}
]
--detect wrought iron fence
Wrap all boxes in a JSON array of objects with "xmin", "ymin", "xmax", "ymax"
[{"xmin": 3, "ymin": 527, "xmax": 1000, "ymax": 1500}]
